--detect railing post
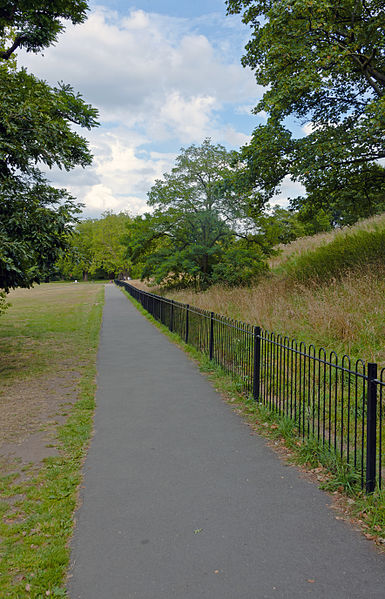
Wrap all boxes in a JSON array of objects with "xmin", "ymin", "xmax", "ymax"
[
  {"xmin": 253, "ymin": 326, "xmax": 261, "ymax": 401},
  {"xmin": 209, "ymin": 312, "xmax": 214, "ymax": 360},
  {"xmin": 366, "ymin": 362, "xmax": 378, "ymax": 493},
  {"xmin": 185, "ymin": 304, "xmax": 189, "ymax": 344},
  {"xmin": 170, "ymin": 300, "xmax": 174, "ymax": 332},
  {"xmin": 209, "ymin": 312, "xmax": 214, "ymax": 361}
]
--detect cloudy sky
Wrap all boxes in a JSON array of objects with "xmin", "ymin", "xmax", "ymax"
[{"xmin": 19, "ymin": 0, "xmax": 300, "ymax": 218}]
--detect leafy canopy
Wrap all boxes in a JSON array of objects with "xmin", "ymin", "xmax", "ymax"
[
  {"xmin": 227, "ymin": 0, "xmax": 385, "ymax": 224},
  {"xmin": 0, "ymin": 1, "xmax": 88, "ymax": 59},
  {"xmin": 126, "ymin": 139, "xmax": 270, "ymax": 288},
  {"xmin": 58, "ymin": 212, "xmax": 133, "ymax": 280},
  {"xmin": 0, "ymin": 1, "xmax": 98, "ymax": 292}
]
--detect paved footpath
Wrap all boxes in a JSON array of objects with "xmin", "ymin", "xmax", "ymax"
[{"xmin": 69, "ymin": 284, "xmax": 385, "ymax": 599}]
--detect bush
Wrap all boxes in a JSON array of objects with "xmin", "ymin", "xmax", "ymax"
[{"xmin": 211, "ymin": 246, "xmax": 267, "ymax": 286}]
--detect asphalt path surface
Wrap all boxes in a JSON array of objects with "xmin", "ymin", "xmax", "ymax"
[{"xmin": 68, "ymin": 284, "xmax": 385, "ymax": 598}]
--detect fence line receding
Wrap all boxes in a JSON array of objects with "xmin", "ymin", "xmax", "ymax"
[{"xmin": 115, "ymin": 279, "xmax": 384, "ymax": 494}]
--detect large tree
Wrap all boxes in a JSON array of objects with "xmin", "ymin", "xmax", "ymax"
[
  {"xmin": 126, "ymin": 139, "xmax": 270, "ymax": 288},
  {"xmin": 0, "ymin": 1, "xmax": 98, "ymax": 293},
  {"xmin": 226, "ymin": 0, "xmax": 385, "ymax": 223}
]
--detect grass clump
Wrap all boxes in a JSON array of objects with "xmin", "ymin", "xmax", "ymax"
[
  {"xmin": 286, "ymin": 228, "xmax": 385, "ymax": 283},
  {"xmin": 268, "ymin": 212, "xmax": 385, "ymax": 271}
]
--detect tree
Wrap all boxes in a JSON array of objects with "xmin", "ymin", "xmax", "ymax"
[
  {"xmin": 0, "ymin": 2, "xmax": 98, "ymax": 293},
  {"xmin": 57, "ymin": 219, "xmax": 95, "ymax": 281},
  {"xmin": 126, "ymin": 139, "xmax": 270, "ymax": 288},
  {"xmin": 58, "ymin": 212, "xmax": 133, "ymax": 280},
  {"xmin": 226, "ymin": 0, "xmax": 385, "ymax": 222},
  {"xmin": 0, "ymin": 1, "xmax": 88, "ymax": 59},
  {"xmin": 91, "ymin": 212, "xmax": 133, "ymax": 278}
]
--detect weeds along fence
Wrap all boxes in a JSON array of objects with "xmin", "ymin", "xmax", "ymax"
[{"xmin": 115, "ymin": 279, "xmax": 384, "ymax": 494}]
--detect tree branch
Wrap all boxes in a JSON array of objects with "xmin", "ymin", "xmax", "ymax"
[{"xmin": 0, "ymin": 35, "xmax": 25, "ymax": 60}]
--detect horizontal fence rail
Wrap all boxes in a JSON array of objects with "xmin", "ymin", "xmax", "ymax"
[{"xmin": 115, "ymin": 279, "xmax": 384, "ymax": 493}]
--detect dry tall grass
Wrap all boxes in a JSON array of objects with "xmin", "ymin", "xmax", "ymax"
[
  {"xmin": 166, "ymin": 267, "xmax": 385, "ymax": 366},
  {"xmin": 269, "ymin": 212, "xmax": 385, "ymax": 270},
  {"xmin": 129, "ymin": 213, "xmax": 385, "ymax": 365}
]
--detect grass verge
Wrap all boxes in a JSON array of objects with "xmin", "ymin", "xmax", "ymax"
[
  {"xmin": 0, "ymin": 283, "xmax": 104, "ymax": 598},
  {"xmin": 120, "ymin": 286, "xmax": 385, "ymax": 551}
]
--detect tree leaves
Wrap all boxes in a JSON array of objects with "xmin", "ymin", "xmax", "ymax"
[
  {"xmin": 126, "ymin": 140, "xmax": 270, "ymax": 288},
  {"xmin": 0, "ymin": 2, "xmax": 98, "ymax": 292},
  {"xmin": 0, "ymin": 1, "xmax": 89, "ymax": 59},
  {"xmin": 226, "ymin": 0, "xmax": 385, "ymax": 224},
  {"xmin": 58, "ymin": 212, "xmax": 133, "ymax": 280}
]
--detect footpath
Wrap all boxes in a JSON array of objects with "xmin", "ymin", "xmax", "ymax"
[{"xmin": 68, "ymin": 284, "xmax": 385, "ymax": 598}]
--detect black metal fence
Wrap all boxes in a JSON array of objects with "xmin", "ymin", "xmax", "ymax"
[{"xmin": 115, "ymin": 279, "xmax": 384, "ymax": 493}]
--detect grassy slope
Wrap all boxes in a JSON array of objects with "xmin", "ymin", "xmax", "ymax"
[
  {"xmin": 0, "ymin": 283, "xmax": 104, "ymax": 598},
  {"xmin": 166, "ymin": 213, "xmax": 385, "ymax": 366}
]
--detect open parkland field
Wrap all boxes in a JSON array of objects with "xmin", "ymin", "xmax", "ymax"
[{"xmin": 0, "ymin": 282, "xmax": 104, "ymax": 597}]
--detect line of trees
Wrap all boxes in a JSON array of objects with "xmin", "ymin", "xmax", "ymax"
[
  {"xmin": 126, "ymin": 1, "xmax": 385, "ymax": 288},
  {"xmin": 2, "ymin": 1, "xmax": 385, "ymax": 299},
  {"xmin": 53, "ymin": 139, "xmax": 333, "ymax": 288},
  {"xmin": 56, "ymin": 211, "xmax": 133, "ymax": 281}
]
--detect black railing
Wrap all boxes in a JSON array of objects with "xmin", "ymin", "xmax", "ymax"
[{"xmin": 115, "ymin": 279, "xmax": 384, "ymax": 493}]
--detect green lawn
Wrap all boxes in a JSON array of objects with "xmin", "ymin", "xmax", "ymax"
[{"xmin": 0, "ymin": 283, "xmax": 104, "ymax": 598}]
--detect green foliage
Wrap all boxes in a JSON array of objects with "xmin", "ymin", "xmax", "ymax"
[
  {"xmin": 0, "ymin": 2, "xmax": 98, "ymax": 295},
  {"xmin": 234, "ymin": 121, "xmax": 293, "ymax": 214},
  {"xmin": 227, "ymin": 0, "xmax": 385, "ymax": 223},
  {"xmin": 126, "ymin": 139, "xmax": 270, "ymax": 288},
  {"xmin": 211, "ymin": 243, "xmax": 267, "ymax": 286},
  {"xmin": 0, "ymin": 1, "xmax": 89, "ymax": 59},
  {"xmin": 286, "ymin": 227, "xmax": 385, "ymax": 283},
  {"xmin": 58, "ymin": 212, "xmax": 132, "ymax": 280},
  {"xmin": 90, "ymin": 212, "xmax": 132, "ymax": 277},
  {"xmin": 257, "ymin": 205, "xmax": 332, "ymax": 247}
]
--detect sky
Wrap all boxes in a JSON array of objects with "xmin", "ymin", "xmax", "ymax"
[{"xmin": 18, "ymin": 0, "xmax": 303, "ymax": 218}]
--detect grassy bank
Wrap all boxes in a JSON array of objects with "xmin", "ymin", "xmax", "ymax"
[
  {"xmin": 164, "ymin": 214, "xmax": 385, "ymax": 365},
  {"xmin": 0, "ymin": 283, "xmax": 104, "ymax": 598}
]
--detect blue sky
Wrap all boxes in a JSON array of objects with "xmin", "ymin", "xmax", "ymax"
[{"xmin": 19, "ymin": 1, "xmax": 303, "ymax": 217}]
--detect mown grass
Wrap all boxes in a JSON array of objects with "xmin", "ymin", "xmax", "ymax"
[{"xmin": 0, "ymin": 283, "xmax": 104, "ymax": 598}]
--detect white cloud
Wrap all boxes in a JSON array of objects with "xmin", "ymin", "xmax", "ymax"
[
  {"xmin": 272, "ymin": 175, "xmax": 306, "ymax": 208},
  {"xmin": 83, "ymin": 184, "xmax": 147, "ymax": 216},
  {"xmin": 302, "ymin": 121, "xmax": 324, "ymax": 135},
  {"xmin": 221, "ymin": 127, "xmax": 251, "ymax": 146},
  {"xmin": 18, "ymin": 6, "xmax": 260, "ymax": 216},
  {"xmin": 235, "ymin": 104, "xmax": 254, "ymax": 115},
  {"xmin": 157, "ymin": 92, "xmax": 218, "ymax": 142},
  {"xmin": 302, "ymin": 122, "xmax": 314, "ymax": 135},
  {"xmin": 256, "ymin": 110, "xmax": 268, "ymax": 121},
  {"xmin": 83, "ymin": 183, "xmax": 124, "ymax": 212}
]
